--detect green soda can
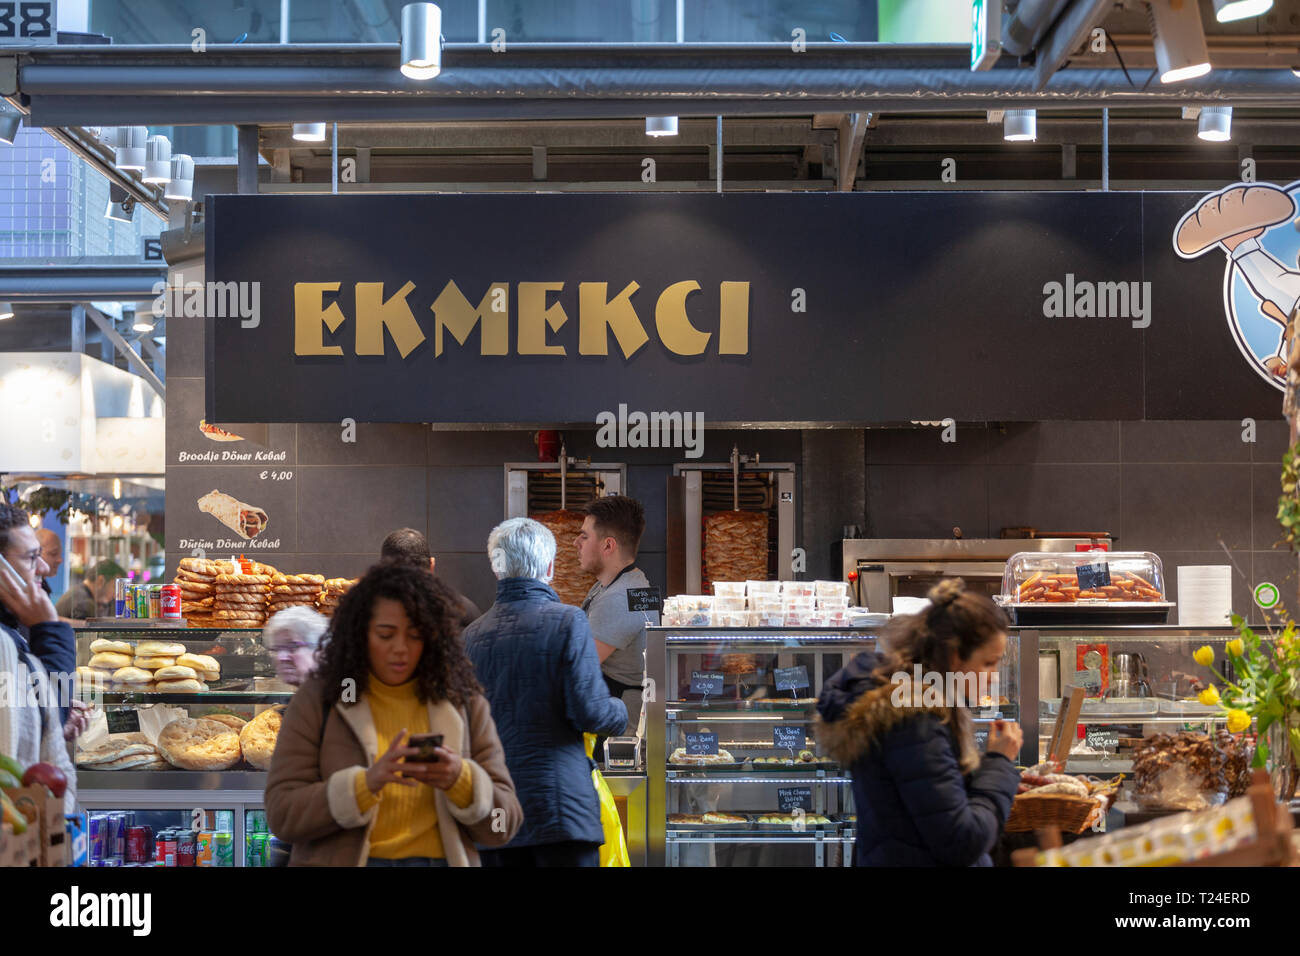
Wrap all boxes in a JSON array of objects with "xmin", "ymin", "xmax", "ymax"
[{"xmin": 213, "ymin": 831, "xmax": 234, "ymax": 867}]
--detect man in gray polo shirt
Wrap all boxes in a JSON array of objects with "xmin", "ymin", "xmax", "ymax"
[{"xmin": 576, "ymin": 495, "xmax": 659, "ymax": 738}]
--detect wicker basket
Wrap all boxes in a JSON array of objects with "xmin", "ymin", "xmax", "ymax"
[{"xmin": 1005, "ymin": 792, "xmax": 1101, "ymax": 834}]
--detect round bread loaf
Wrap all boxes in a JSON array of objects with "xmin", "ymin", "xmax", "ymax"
[
  {"xmin": 76, "ymin": 737, "xmax": 157, "ymax": 766},
  {"xmin": 177, "ymin": 653, "xmax": 219, "ymax": 673},
  {"xmin": 240, "ymin": 706, "xmax": 284, "ymax": 770},
  {"xmin": 200, "ymin": 670, "xmax": 221, "ymax": 682},
  {"xmin": 155, "ymin": 678, "xmax": 206, "ymax": 692},
  {"xmin": 133, "ymin": 656, "xmax": 176, "ymax": 669},
  {"xmin": 157, "ymin": 718, "xmax": 241, "ymax": 770},
  {"xmin": 88, "ymin": 651, "xmax": 133, "ymax": 669},
  {"xmin": 111, "ymin": 666, "xmax": 154, "ymax": 683},
  {"xmin": 136, "ymin": 641, "xmax": 187, "ymax": 657},
  {"xmin": 89, "ymin": 638, "xmax": 133, "ymax": 655},
  {"xmin": 153, "ymin": 664, "xmax": 199, "ymax": 681},
  {"xmin": 203, "ymin": 713, "xmax": 246, "ymax": 732}
]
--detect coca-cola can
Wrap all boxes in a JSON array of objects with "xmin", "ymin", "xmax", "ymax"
[
  {"xmin": 126, "ymin": 825, "xmax": 152, "ymax": 863},
  {"xmin": 160, "ymin": 584, "xmax": 182, "ymax": 619},
  {"xmin": 176, "ymin": 832, "xmax": 196, "ymax": 867}
]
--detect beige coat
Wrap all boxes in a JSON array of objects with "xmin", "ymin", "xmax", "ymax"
[{"xmin": 265, "ymin": 676, "xmax": 522, "ymax": 866}]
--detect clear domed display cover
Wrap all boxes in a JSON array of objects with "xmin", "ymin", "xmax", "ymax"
[{"xmin": 999, "ymin": 551, "xmax": 1167, "ymax": 607}]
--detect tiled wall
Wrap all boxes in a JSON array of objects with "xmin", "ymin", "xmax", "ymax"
[{"xmin": 862, "ymin": 420, "xmax": 1299, "ymax": 626}]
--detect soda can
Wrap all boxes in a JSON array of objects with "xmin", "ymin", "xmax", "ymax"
[
  {"xmin": 247, "ymin": 809, "xmax": 267, "ymax": 833},
  {"xmin": 88, "ymin": 815, "xmax": 105, "ymax": 863},
  {"xmin": 195, "ymin": 830, "xmax": 214, "ymax": 866},
  {"xmin": 148, "ymin": 585, "xmax": 162, "ymax": 619},
  {"xmin": 126, "ymin": 826, "xmax": 151, "ymax": 863},
  {"xmin": 247, "ymin": 832, "xmax": 268, "ymax": 867},
  {"xmin": 162, "ymin": 829, "xmax": 177, "ymax": 867},
  {"xmin": 136, "ymin": 586, "xmax": 150, "ymax": 620},
  {"xmin": 154, "ymin": 828, "xmax": 169, "ymax": 864},
  {"xmin": 114, "ymin": 579, "xmax": 127, "ymax": 617},
  {"xmin": 105, "ymin": 813, "xmax": 124, "ymax": 861},
  {"xmin": 160, "ymin": 584, "xmax": 182, "ymax": 619},
  {"xmin": 176, "ymin": 832, "xmax": 196, "ymax": 867},
  {"xmin": 213, "ymin": 831, "xmax": 234, "ymax": 867},
  {"xmin": 120, "ymin": 584, "xmax": 134, "ymax": 619},
  {"xmin": 215, "ymin": 810, "xmax": 234, "ymax": 832}
]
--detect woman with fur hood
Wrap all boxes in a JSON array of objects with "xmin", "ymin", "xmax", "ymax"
[{"xmin": 816, "ymin": 579, "xmax": 1021, "ymax": 866}]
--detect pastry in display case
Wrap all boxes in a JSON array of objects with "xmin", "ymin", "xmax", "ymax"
[{"xmin": 71, "ymin": 626, "xmax": 290, "ymax": 866}]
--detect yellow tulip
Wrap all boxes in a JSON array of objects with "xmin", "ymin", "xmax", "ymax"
[
  {"xmin": 1226, "ymin": 709, "xmax": 1252, "ymax": 733},
  {"xmin": 1226, "ymin": 638, "xmax": 1244, "ymax": 658},
  {"xmin": 1192, "ymin": 646, "xmax": 1215, "ymax": 667},
  {"xmin": 1198, "ymin": 686, "xmax": 1221, "ymax": 707}
]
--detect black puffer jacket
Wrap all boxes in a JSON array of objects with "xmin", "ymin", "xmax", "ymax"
[{"xmin": 816, "ymin": 651, "xmax": 1019, "ymax": 867}]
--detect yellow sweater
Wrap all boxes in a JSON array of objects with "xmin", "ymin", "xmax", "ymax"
[{"xmin": 353, "ymin": 677, "xmax": 474, "ymax": 860}]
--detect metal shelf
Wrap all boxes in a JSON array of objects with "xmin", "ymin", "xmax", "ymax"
[
  {"xmin": 667, "ymin": 773, "xmax": 851, "ymax": 784},
  {"xmin": 80, "ymin": 691, "xmax": 292, "ymax": 704},
  {"xmin": 77, "ymin": 770, "xmax": 267, "ymax": 791}
]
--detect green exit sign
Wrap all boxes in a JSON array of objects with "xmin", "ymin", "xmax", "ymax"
[{"xmin": 971, "ymin": 0, "xmax": 1002, "ymax": 72}]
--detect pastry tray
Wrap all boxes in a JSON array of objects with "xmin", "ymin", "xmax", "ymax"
[
  {"xmin": 667, "ymin": 761, "xmax": 746, "ymax": 772},
  {"xmin": 666, "ymin": 816, "xmax": 753, "ymax": 830},
  {"xmin": 750, "ymin": 815, "xmax": 841, "ymax": 831},
  {"xmin": 1042, "ymin": 697, "xmax": 1160, "ymax": 717},
  {"xmin": 1000, "ymin": 601, "xmax": 1174, "ymax": 627},
  {"xmin": 748, "ymin": 758, "xmax": 838, "ymax": 771}
]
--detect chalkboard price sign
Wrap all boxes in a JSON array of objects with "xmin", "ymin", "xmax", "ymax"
[
  {"xmin": 1085, "ymin": 728, "xmax": 1120, "ymax": 751},
  {"xmin": 1076, "ymin": 561, "xmax": 1112, "ymax": 591},
  {"xmin": 973, "ymin": 727, "xmax": 989, "ymax": 752},
  {"xmin": 777, "ymin": 787, "xmax": 813, "ymax": 812},
  {"xmin": 626, "ymin": 587, "xmax": 663, "ymax": 613},
  {"xmin": 685, "ymin": 733, "xmax": 719, "ymax": 756},
  {"xmin": 107, "ymin": 709, "xmax": 141, "ymax": 735},
  {"xmin": 773, "ymin": 726, "xmax": 804, "ymax": 750},
  {"xmin": 690, "ymin": 671, "xmax": 724, "ymax": 696},
  {"xmin": 774, "ymin": 665, "xmax": 810, "ymax": 693}
]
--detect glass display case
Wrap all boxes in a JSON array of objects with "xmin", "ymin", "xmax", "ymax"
[
  {"xmin": 73, "ymin": 626, "xmax": 289, "ymax": 867},
  {"xmin": 646, "ymin": 625, "xmax": 1006, "ymax": 867},
  {"xmin": 1021, "ymin": 626, "xmax": 1238, "ymax": 776}
]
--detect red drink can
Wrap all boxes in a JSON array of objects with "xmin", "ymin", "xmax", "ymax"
[
  {"xmin": 162, "ymin": 831, "xmax": 177, "ymax": 866},
  {"xmin": 154, "ymin": 829, "xmax": 169, "ymax": 864},
  {"xmin": 160, "ymin": 584, "xmax": 182, "ymax": 619},
  {"xmin": 126, "ymin": 826, "xmax": 152, "ymax": 863},
  {"xmin": 177, "ymin": 832, "xmax": 196, "ymax": 867}
]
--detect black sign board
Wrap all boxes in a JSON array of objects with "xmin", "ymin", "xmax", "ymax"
[
  {"xmin": 1086, "ymin": 728, "xmax": 1120, "ymax": 751},
  {"xmin": 685, "ymin": 733, "xmax": 719, "ymax": 756},
  {"xmin": 626, "ymin": 587, "xmax": 663, "ymax": 613},
  {"xmin": 773, "ymin": 726, "xmax": 804, "ymax": 750},
  {"xmin": 143, "ymin": 237, "xmax": 164, "ymax": 261},
  {"xmin": 974, "ymin": 727, "xmax": 989, "ymax": 753},
  {"xmin": 206, "ymin": 192, "xmax": 1281, "ymax": 425},
  {"xmin": 774, "ymin": 666, "xmax": 810, "ymax": 693},
  {"xmin": 106, "ymin": 709, "xmax": 141, "ymax": 735},
  {"xmin": 777, "ymin": 787, "xmax": 813, "ymax": 812},
  {"xmin": 1077, "ymin": 561, "xmax": 1112, "ymax": 591},
  {"xmin": 690, "ymin": 671, "xmax": 724, "ymax": 696}
]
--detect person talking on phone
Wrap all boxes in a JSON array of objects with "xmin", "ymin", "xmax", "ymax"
[
  {"xmin": 266, "ymin": 563, "xmax": 521, "ymax": 866},
  {"xmin": 0, "ymin": 503, "xmax": 78, "ymax": 810},
  {"xmin": 815, "ymin": 579, "xmax": 1021, "ymax": 867}
]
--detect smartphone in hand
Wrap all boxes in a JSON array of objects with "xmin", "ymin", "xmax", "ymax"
[
  {"xmin": 405, "ymin": 733, "xmax": 443, "ymax": 763},
  {"xmin": 0, "ymin": 552, "xmax": 24, "ymax": 588}
]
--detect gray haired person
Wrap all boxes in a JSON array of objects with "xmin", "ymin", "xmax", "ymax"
[
  {"xmin": 463, "ymin": 518, "xmax": 627, "ymax": 867},
  {"xmin": 262, "ymin": 606, "xmax": 328, "ymax": 687}
]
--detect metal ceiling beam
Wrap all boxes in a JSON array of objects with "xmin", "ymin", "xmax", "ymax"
[
  {"xmin": 860, "ymin": 116, "xmax": 1300, "ymax": 147},
  {"xmin": 257, "ymin": 179, "xmax": 834, "ymax": 193},
  {"xmin": 81, "ymin": 302, "xmax": 166, "ymax": 401},
  {"xmin": 0, "ymin": 264, "xmax": 167, "ymax": 302},
  {"xmin": 9, "ymin": 43, "xmax": 1300, "ymax": 128}
]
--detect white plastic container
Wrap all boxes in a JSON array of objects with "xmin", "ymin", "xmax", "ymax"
[{"xmin": 712, "ymin": 581, "xmax": 747, "ymax": 599}]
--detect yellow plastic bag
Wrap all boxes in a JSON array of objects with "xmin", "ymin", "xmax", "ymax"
[{"xmin": 586, "ymin": 733, "xmax": 630, "ymax": 867}]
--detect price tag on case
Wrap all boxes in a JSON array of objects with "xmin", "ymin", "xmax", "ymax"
[
  {"xmin": 690, "ymin": 671, "xmax": 724, "ymax": 696},
  {"xmin": 774, "ymin": 665, "xmax": 810, "ymax": 692},
  {"xmin": 1085, "ymin": 728, "xmax": 1119, "ymax": 751},
  {"xmin": 774, "ymin": 726, "xmax": 804, "ymax": 750},
  {"xmin": 685, "ymin": 732, "xmax": 719, "ymax": 756},
  {"xmin": 973, "ymin": 727, "xmax": 990, "ymax": 752},
  {"xmin": 1076, "ymin": 561, "xmax": 1111, "ymax": 590},
  {"xmin": 626, "ymin": 587, "xmax": 663, "ymax": 613},
  {"xmin": 106, "ymin": 709, "xmax": 141, "ymax": 734},
  {"xmin": 777, "ymin": 787, "xmax": 813, "ymax": 812}
]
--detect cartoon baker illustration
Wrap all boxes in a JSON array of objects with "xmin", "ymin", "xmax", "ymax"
[{"xmin": 1175, "ymin": 183, "xmax": 1300, "ymax": 384}]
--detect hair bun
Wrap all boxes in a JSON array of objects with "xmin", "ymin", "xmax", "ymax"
[{"xmin": 927, "ymin": 578, "xmax": 966, "ymax": 609}]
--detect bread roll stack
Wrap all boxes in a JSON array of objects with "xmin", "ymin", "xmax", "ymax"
[
  {"xmin": 316, "ymin": 577, "xmax": 357, "ymax": 618},
  {"xmin": 213, "ymin": 572, "xmax": 271, "ymax": 628},
  {"xmin": 174, "ymin": 558, "xmax": 235, "ymax": 628},
  {"xmin": 269, "ymin": 573, "xmax": 326, "ymax": 616}
]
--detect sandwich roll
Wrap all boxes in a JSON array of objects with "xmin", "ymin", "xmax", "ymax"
[
  {"xmin": 136, "ymin": 641, "xmax": 187, "ymax": 657},
  {"xmin": 88, "ymin": 651, "xmax": 133, "ymax": 669},
  {"xmin": 111, "ymin": 666, "xmax": 155, "ymax": 684},
  {"xmin": 89, "ymin": 638, "xmax": 133, "ymax": 655},
  {"xmin": 153, "ymin": 664, "xmax": 199, "ymax": 681},
  {"xmin": 133, "ymin": 656, "xmax": 176, "ymax": 670}
]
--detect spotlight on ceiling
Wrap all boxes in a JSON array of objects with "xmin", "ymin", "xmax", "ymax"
[
  {"xmin": 1149, "ymin": 0, "xmax": 1212, "ymax": 84},
  {"xmin": 105, "ymin": 183, "xmax": 136, "ymax": 223},
  {"xmin": 1212, "ymin": 0, "xmax": 1273, "ymax": 22},
  {"xmin": 646, "ymin": 116, "xmax": 679, "ymax": 137},
  {"xmin": 1003, "ymin": 109, "xmax": 1037, "ymax": 142},
  {"xmin": 0, "ymin": 109, "xmax": 20, "ymax": 145},
  {"xmin": 114, "ymin": 126, "xmax": 148, "ymax": 170},
  {"xmin": 400, "ymin": 3, "xmax": 443, "ymax": 79},
  {"xmin": 0, "ymin": 301, "xmax": 13, "ymax": 320},
  {"xmin": 132, "ymin": 311, "xmax": 155, "ymax": 333},
  {"xmin": 165, "ymin": 154, "xmax": 194, "ymax": 201},
  {"xmin": 1198, "ymin": 105, "xmax": 1233, "ymax": 141},
  {"xmin": 292, "ymin": 123, "xmax": 327, "ymax": 142},
  {"xmin": 143, "ymin": 135, "xmax": 172, "ymax": 183}
]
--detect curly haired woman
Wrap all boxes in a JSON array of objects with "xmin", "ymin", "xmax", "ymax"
[{"xmin": 266, "ymin": 563, "xmax": 522, "ymax": 866}]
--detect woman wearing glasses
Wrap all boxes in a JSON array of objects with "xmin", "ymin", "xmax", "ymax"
[{"xmin": 262, "ymin": 606, "xmax": 328, "ymax": 687}]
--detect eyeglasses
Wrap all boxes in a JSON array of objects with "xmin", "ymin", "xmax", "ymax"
[
  {"xmin": 9, "ymin": 548, "xmax": 41, "ymax": 572},
  {"xmin": 272, "ymin": 641, "xmax": 312, "ymax": 657}
]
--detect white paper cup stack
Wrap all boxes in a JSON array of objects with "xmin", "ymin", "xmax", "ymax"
[{"xmin": 1176, "ymin": 566, "xmax": 1233, "ymax": 626}]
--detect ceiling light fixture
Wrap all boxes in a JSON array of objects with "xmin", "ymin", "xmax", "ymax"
[
  {"xmin": 165, "ymin": 154, "xmax": 194, "ymax": 201},
  {"xmin": 143, "ymin": 135, "xmax": 172, "ymax": 183},
  {"xmin": 1212, "ymin": 0, "xmax": 1273, "ymax": 22},
  {"xmin": 292, "ymin": 123, "xmax": 326, "ymax": 142},
  {"xmin": 114, "ymin": 126, "xmax": 148, "ymax": 170},
  {"xmin": 1197, "ymin": 105, "xmax": 1233, "ymax": 141},
  {"xmin": 132, "ymin": 310, "xmax": 155, "ymax": 333},
  {"xmin": 1003, "ymin": 109, "xmax": 1037, "ymax": 141},
  {"xmin": 646, "ymin": 116, "xmax": 679, "ymax": 137},
  {"xmin": 401, "ymin": 3, "xmax": 443, "ymax": 79},
  {"xmin": 1149, "ymin": 0, "xmax": 1212, "ymax": 84},
  {"xmin": 105, "ymin": 183, "xmax": 136, "ymax": 223}
]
